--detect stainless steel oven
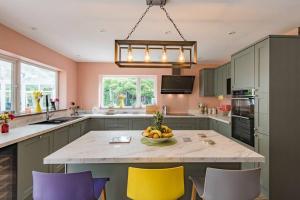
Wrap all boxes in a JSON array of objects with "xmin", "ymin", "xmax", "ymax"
[{"xmin": 231, "ymin": 89, "xmax": 255, "ymax": 146}]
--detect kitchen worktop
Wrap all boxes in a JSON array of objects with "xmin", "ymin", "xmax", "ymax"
[
  {"xmin": 0, "ymin": 113, "xmax": 230, "ymax": 149},
  {"xmin": 44, "ymin": 130, "xmax": 264, "ymax": 164}
]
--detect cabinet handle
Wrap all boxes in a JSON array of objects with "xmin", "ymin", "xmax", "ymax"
[{"xmin": 254, "ymin": 133, "xmax": 259, "ymax": 137}]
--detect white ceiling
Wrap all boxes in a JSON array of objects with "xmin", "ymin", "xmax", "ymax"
[{"xmin": 0, "ymin": 0, "xmax": 299, "ymax": 63}]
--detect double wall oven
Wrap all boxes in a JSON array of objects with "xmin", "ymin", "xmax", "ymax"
[{"xmin": 231, "ymin": 89, "xmax": 255, "ymax": 147}]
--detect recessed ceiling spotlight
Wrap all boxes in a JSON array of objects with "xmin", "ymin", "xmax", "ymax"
[
  {"xmin": 228, "ymin": 31, "xmax": 236, "ymax": 35},
  {"xmin": 31, "ymin": 27, "xmax": 37, "ymax": 31},
  {"xmin": 99, "ymin": 29, "xmax": 106, "ymax": 33},
  {"xmin": 165, "ymin": 30, "xmax": 171, "ymax": 35},
  {"xmin": 76, "ymin": 55, "xmax": 81, "ymax": 58}
]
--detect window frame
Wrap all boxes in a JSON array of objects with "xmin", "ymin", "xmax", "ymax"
[
  {"xmin": 0, "ymin": 53, "xmax": 59, "ymax": 114},
  {"xmin": 19, "ymin": 61, "xmax": 59, "ymax": 112},
  {"xmin": 0, "ymin": 54, "xmax": 17, "ymax": 112},
  {"xmin": 100, "ymin": 75, "xmax": 157, "ymax": 109}
]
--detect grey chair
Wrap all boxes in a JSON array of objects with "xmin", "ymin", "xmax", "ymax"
[{"xmin": 189, "ymin": 168, "xmax": 261, "ymax": 200}]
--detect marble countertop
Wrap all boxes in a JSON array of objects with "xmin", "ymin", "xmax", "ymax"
[
  {"xmin": 0, "ymin": 114, "xmax": 230, "ymax": 149},
  {"xmin": 44, "ymin": 130, "xmax": 264, "ymax": 164}
]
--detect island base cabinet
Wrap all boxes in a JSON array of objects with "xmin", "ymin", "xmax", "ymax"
[{"xmin": 17, "ymin": 133, "xmax": 52, "ymax": 200}]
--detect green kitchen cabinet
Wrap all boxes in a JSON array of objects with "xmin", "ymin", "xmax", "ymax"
[
  {"xmin": 17, "ymin": 133, "xmax": 53, "ymax": 200},
  {"xmin": 89, "ymin": 118, "xmax": 105, "ymax": 130},
  {"xmin": 256, "ymin": 132, "xmax": 269, "ymax": 196},
  {"xmin": 226, "ymin": 62, "xmax": 231, "ymax": 79},
  {"xmin": 51, "ymin": 127, "xmax": 69, "ymax": 173},
  {"xmin": 199, "ymin": 69, "xmax": 215, "ymax": 96},
  {"xmin": 217, "ymin": 121, "xmax": 231, "ymax": 138},
  {"xmin": 68, "ymin": 123, "xmax": 81, "ymax": 142},
  {"xmin": 209, "ymin": 119, "xmax": 231, "ymax": 138},
  {"xmin": 131, "ymin": 118, "xmax": 152, "ymax": 130},
  {"xmin": 197, "ymin": 118, "xmax": 209, "ymax": 130},
  {"xmin": 217, "ymin": 67, "xmax": 223, "ymax": 96},
  {"xmin": 255, "ymin": 39, "xmax": 269, "ymax": 94},
  {"xmin": 231, "ymin": 46, "xmax": 255, "ymax": 89},
  {"xmin": 104, "ymin": 118, "xmax": 130, "ymax": 130},
  {"xmin": 80, "ymin": 119, "xmax": 90, "ymax": 136},
  {"xmin": 164, "ymin": 118, "xmax": 198, "ymax": 130},
  {"xmin": 214, "ymin": 68, "xmax": 219, "ymax": 96}
]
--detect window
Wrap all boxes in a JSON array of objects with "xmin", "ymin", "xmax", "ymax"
[
  {"xmin": 20, "ymin": 62, "xmax": 58, "ymax": 112},
  {"xmin": 0, "ymin": 59, "xmax": 13, "ymax": 112},
  {"xmin": 101, "ymin": 76, "xmax": 156, "ymax": 108}
]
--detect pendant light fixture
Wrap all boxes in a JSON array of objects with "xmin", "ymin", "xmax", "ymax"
[{"xmin": 115, "ymin": 0, "xmax": 197, "ymax": 68}]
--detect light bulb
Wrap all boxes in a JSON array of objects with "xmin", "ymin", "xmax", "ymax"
[
  {"xmin": 178, "ymin": 47, "xmax": 185, "ymax": 63},
  {"xmin": 127, "ymin": 45, "xmax": 133, "ymax": 62},
  {"xmin": 145, "ymin": 46, "xmax": 150, "ymax": 62},
  {"xmin": 161, "ymin": 47, "xmax": 167, "ymax": 62}
]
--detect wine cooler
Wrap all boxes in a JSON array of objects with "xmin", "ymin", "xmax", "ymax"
[{"xmin": 0, "ymin": 144, "xmax": 17, "ymax": 200}]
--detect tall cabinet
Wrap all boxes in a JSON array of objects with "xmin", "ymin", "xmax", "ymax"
[{"xmin": 231, "ymin": 35, "xmax": 300, "ymax": 200}]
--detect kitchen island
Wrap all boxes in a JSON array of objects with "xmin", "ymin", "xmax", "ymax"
[{"xmin": 44, "ymin": 130, "xmax": 264, "ymax": 200}]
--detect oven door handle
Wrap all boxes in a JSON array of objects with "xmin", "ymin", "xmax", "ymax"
[{"xmin": 232, "ymin": 115, "xmax": 251, "ymax": 120}]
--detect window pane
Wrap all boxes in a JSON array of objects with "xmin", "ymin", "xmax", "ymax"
[
  {"xmin": 20, "ymin": 63, "xmax": 57, "ymax": 112},
  {"xmin": 141, "ymin": 78, "xmax": 155, "ymax": 106},
  {"xmin": 102, "ymin": 77, "xmax": 137, "ymax": 107},
  {"xmin": 0, "ymin": 60, "xmax": 13, "ymax": 112}
]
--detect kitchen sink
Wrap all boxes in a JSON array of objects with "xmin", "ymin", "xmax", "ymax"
[{"xmin": 30, "ymin": 116, "xmax": 82, "ymax": 125}]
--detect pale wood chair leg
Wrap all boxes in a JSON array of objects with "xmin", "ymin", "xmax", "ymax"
[
  {"xmin": 191, "ymin": 183, "xmax": 197, "ymax": 200},
  {"xmin": 100, "ymin": 188, "xmax": 107, "ymax": 200}
]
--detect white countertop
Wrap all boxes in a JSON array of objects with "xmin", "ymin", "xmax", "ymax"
[
  {"xmin": 0, "ymin": 114, "xmax": 230, "ymax": 149},
  {"xmin": 44, "ymin": 130, "xmax": 264, "ymax": 164}
]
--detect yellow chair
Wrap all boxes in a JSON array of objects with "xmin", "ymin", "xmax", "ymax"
[{"xmin": 127, "ymin": 166, "xmax": 184, "ymax": 200}]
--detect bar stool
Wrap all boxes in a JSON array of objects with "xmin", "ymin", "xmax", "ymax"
[
  {"xmin": 127, "ymin": 166, "xmax": 184, "ymax": 200},
  {"xmin": 189, "ymin": 168, "xmax": 261, "ymax": 200},
  {"xmin": 32, "ymin": 171, "xmax": 109, "ymax": 200}
]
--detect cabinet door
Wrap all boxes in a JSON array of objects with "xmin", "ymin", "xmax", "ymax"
[
  {"xmin": 214, "ymin": 69, "xmax": 219, "ymax": 96},
  {"xmin": 69, "ymin": 123, "xmax": 81, "ymax": 142},
  {"xmin": 231, "ymin": 46, "xmax": 255, "ymax": 89},
  {"xmin": 198, "ymin": 118, "xmax": 209, "ymax": 130},
  {"xmin": 132, "ymin": 118, "xmax": 152, "ymax": 130},
  {"xmin": 164, "ymin": 118, "xmax": 198, "ymax": 130},
  {"xmin": 17, "ymin": 133, "xmax": 52, "ymax": 200},
  {"xmin": 255, "ymin": 93, "xmax": 269, "ymax": 135},
  {"xmin": 256, "ymin": 132, "xmax": 269, "ymax": 197},
  {"xmin": 217, "ymin": 68, "xmax": 223, "ymax": 96},
  {"xmin": 52, "ymin": 127, "xmax": 69, "ymax": 173},
  {"xmin": 226, "ymin": 62, "xmax": 231, "ymax": 79},
  {"xmin": 80, "ymin": 119, "xmax": 89, "ymax": 136},
  {"xmin": 222, "ymin": 66, "xmax": 228, "ymax": 96},
  {"xmin": 89, "ymin": 118, "xmax": 105, "ymax": 130},
  {"xmin": 255, "ymin": 39, "xmax": 269, "ymax": 93},
  {"xmin": 209, "ymin": 119, "xmax": 218, "ymax": 131},
  {"xmin": 200, "ymin": 69, "xmax": 215, "ymax": 96},
  {"xmin": 217, "ymin": 121, "xmax": 231, "ymax": 138},
  {"xmin": 104, "ymin": 119, "xmax": 130, "ymax": 130}
]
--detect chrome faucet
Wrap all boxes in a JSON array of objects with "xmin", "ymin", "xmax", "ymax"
[{"xmin": 45, "ymin": 95, "xmax": 54, "ymax": 121}]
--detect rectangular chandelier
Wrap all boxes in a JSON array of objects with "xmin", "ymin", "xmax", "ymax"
[{"xmin": 115, "ymin": 40, "xmax": 197, "ymax": 68}]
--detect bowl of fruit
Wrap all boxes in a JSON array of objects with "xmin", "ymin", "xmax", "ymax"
[{"xmin": 142, "ymin": 112, "xmax": 174, "ymax": 143}]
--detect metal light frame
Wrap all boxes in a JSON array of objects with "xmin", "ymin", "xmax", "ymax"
[
  {"xmin": 114, "ymin": 0, "xmax": 198, "ymax": 68},
  {"xmin": 115, "ymin": 40, "xmax": 197, "ymax": 68}
]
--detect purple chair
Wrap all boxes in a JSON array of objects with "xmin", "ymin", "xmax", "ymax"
[{"xmin": 32, "ymin": 171, "xmax": 109, "ymax": 200}]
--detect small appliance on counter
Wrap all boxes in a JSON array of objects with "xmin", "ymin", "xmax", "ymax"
[
  {"xmin": 162, "ymin": 105, "xmax": 167, "ymax": 115},
  {"xmin": 231, "ymin": 89, "xmax": 255, "ymax": 147}
]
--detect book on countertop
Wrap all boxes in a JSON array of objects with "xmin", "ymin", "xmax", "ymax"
[{"xmin": 109, "ymin": 136, "xmax": 132, "ymax": 144}]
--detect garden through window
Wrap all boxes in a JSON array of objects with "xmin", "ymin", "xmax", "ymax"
[{"xmin": 101, "ymin": 76, "xmax": 156, "ymax": 108}]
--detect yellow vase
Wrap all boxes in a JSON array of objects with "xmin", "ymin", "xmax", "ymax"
[
  {"xmin": 119, "ymin": 99, "xmax": 125, "ymax": 108},
  {"xmin": 35, "ymin": 100, "xmax": 42, "ymax": 113}
]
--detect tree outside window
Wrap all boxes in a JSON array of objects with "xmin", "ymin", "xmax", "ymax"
[{"xmin": 102, "ymin": 76, "xmax": 156, "ymax": 108}]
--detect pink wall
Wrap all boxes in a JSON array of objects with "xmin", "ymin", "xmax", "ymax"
[
  {"xmin": 0, "ymin": 23, "xmax": 77, "ymax": 108},
  {"xmin": 77, "ymin": 62, "xmax": 221, "ymax": 113}
]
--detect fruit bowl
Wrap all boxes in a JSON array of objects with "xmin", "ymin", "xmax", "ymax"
[
  {"xmin": 142, "ymin": 125, "xmax": 174, "ymax": 144},
  {"xmin": 142, "ymin": 135, "xmax": 171, "ymax": 143}
]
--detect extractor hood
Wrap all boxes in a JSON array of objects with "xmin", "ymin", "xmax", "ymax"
[{"xmin": 161, "ymin": 75, "xmax": 195, "ymax": 94}]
